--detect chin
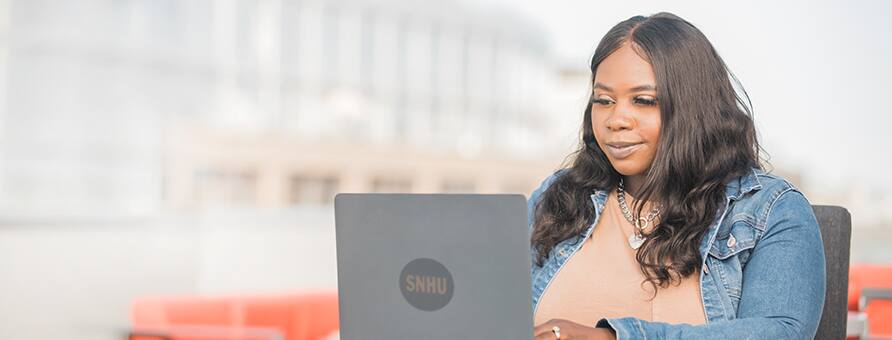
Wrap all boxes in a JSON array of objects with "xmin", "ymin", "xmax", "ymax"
[{"xmin": 610, "ymin": 160, "xmax": 649, "ymax": 177}]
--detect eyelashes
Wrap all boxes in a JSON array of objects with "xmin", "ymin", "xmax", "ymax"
[
  {"xmin": 635, "ymin": 98, "xmax": 657, "ymax": 106},
  {"xmin": 592, "ymin": 97, "xmax": 658, "ymax": 106}
]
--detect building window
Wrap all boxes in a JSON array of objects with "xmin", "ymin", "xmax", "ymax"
[
  {"xmin": 371, "ymin": 177, "xmax": 412, "ymax": 193},
  {"xmin": 289, "ymin": 175, "xmax": 339, "ymax": 205}
]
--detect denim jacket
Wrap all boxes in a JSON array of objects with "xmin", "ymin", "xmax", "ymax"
[{"xmin": 528, "ymin": 168, "xmax": 826, "ymax": 339}]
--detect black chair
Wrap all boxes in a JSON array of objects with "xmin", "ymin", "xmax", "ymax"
[{"xmin": 812, "ymin": 205, "xmax": 852, "ymax": 340}]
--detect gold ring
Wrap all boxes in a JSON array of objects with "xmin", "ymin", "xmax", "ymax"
[{"xmin": 552, "ymin": 325, "xmax": 561, "ymax": 339}]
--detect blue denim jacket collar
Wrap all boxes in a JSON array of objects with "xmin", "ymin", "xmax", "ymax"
[
  {"xmin": 723, "ymin": 168, "xmax": 764, "ymax": 201},
  {"xmin": 587, "ymin": 168, "xmax": 765, "ymax": 221}
]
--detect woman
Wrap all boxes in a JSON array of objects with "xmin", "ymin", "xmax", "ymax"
[{"xmin": 528, "ymin": 12, "xmax": 826, "ymax": 340}]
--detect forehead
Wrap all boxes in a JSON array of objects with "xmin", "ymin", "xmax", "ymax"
[{"xmin": 594, "ymin": 43, "xmax": 656, "ymax": 90}]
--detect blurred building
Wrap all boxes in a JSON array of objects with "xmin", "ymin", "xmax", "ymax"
[
  {"xmin": 168, "ymin": 124, "xmax": 558, "ymax": 210},
  {"xmin": 0, "ymin": 0, "xmax": 569, "ymax": 217}
]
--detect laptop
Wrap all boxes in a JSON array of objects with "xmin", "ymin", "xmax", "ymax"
[{"xmin": 334, "ymin": 193, "xmax": 534, "ymax": 340}]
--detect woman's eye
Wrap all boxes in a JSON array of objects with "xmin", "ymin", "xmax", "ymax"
[
  {"xmin": 593, "ymin": 98, "xmax": 613, "ymax": 105},
  {"xmin": 635, "ymin": 97, "xmax": 657, "ymax": 106}
]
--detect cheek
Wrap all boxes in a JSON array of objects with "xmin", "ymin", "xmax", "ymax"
[
  {"xmin": 642, "ymin": 114, "xmax": 662, "ymax": 143},
  {"xmin": 590, "ymin": 110, "xmax": 607, "ymax": 134},
  {"xmin": 641, "ymin": 118, "xmax": 661, "ymax": 162}
]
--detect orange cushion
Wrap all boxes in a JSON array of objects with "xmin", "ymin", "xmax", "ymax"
[
  {"xmin": 848, "ymin": 264, "xmax": 892, "ymax": 311},
  {"xmin": 867, "ymin": 300, "xmax": 892, "ymax": 337}
]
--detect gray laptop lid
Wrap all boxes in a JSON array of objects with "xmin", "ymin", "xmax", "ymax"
[{"xmin": 334, "ymin": 193, "xmax": 534, "ymax": 340}]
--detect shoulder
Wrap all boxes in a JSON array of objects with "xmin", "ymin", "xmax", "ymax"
[
  {"xmin": 756, "ymin": 170, "xmax": 799, "ymax": 195},
  {"xmin": 729, "ymin": 168, "xmax": 815, "ymax": 232}
]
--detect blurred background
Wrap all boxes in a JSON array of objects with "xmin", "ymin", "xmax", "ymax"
[{"xmin": 0, "ymin": 0, "xmax": 889, "ymax": 339}]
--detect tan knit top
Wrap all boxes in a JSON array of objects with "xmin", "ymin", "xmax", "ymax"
[{"xmin": 534, "ymin": 190, "xmax": 707, "ymax": 326}]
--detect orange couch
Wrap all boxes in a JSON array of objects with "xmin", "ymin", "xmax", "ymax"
[{"xmin": 129, "ymin": 291, "xmax": 339, "ymax": 340}]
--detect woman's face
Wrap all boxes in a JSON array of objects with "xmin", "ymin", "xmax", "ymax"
[{"xmin": 591, "ymin": 43, "xmax": 661, "ymax": 178}]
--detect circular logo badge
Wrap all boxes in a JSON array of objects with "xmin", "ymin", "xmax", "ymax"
[{"xmin": 399, "ymin": 258, "xmax": 454, "ymax": 311}]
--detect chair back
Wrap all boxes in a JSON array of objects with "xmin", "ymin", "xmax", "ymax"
[{"xmin": 812, "ymin": 205, "xmax": 852, "ymax": 340}]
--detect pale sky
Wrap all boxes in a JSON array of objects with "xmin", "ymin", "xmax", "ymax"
[{"xmin": 462, "ymin": 0, "xmax": 892, "ymax": 199}]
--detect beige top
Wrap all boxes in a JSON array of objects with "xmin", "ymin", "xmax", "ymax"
[{"xmin": 534, "ymin": 191, "xmax": 707, "ymax": 326}]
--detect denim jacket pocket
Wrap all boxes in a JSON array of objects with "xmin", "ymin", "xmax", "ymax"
[
  {"xmin": 709, "ymin": 214, "xmax": 758, "ymax": 261},
  {"xmin": 707, "ymin": 216, "xmax": 759, "ymax": 312}
]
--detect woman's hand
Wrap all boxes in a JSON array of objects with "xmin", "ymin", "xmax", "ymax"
[{"xmin": 533, "ymin": 319, "xmax": 617, "ymax": 340}]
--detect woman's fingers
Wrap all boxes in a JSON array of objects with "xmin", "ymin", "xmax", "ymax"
[{"xmin": 533, "ymin": 319, "xmax": 565, "ymax": 339}]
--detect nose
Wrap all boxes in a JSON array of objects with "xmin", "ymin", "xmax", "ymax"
[{"xmin": 605, "ymin": 104, "xmax": 635, "ymax": 131}]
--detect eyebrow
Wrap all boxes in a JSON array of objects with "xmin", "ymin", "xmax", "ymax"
[{"xmin": 593, "ymin": 82, "xmax": 656, "ymax": 93}]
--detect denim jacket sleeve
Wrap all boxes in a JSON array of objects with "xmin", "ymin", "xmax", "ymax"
[{"xmin": 598, "ymin": 189, "xmax": 827, "ymax": 339}]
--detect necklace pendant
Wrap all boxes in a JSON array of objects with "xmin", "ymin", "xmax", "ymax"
[{"xmin": 628, "ymin": 233, "xmax": 645, "ymax": 249}]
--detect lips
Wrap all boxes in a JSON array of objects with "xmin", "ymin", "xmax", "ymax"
[{"xmin": 604, "ymin": 142, "xmax": 644, "ymax": 159}]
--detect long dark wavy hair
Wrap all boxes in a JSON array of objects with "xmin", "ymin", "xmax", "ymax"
[{"xmin": 531, "ymin": 12, "xmax": 764, "ymax": 292}]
